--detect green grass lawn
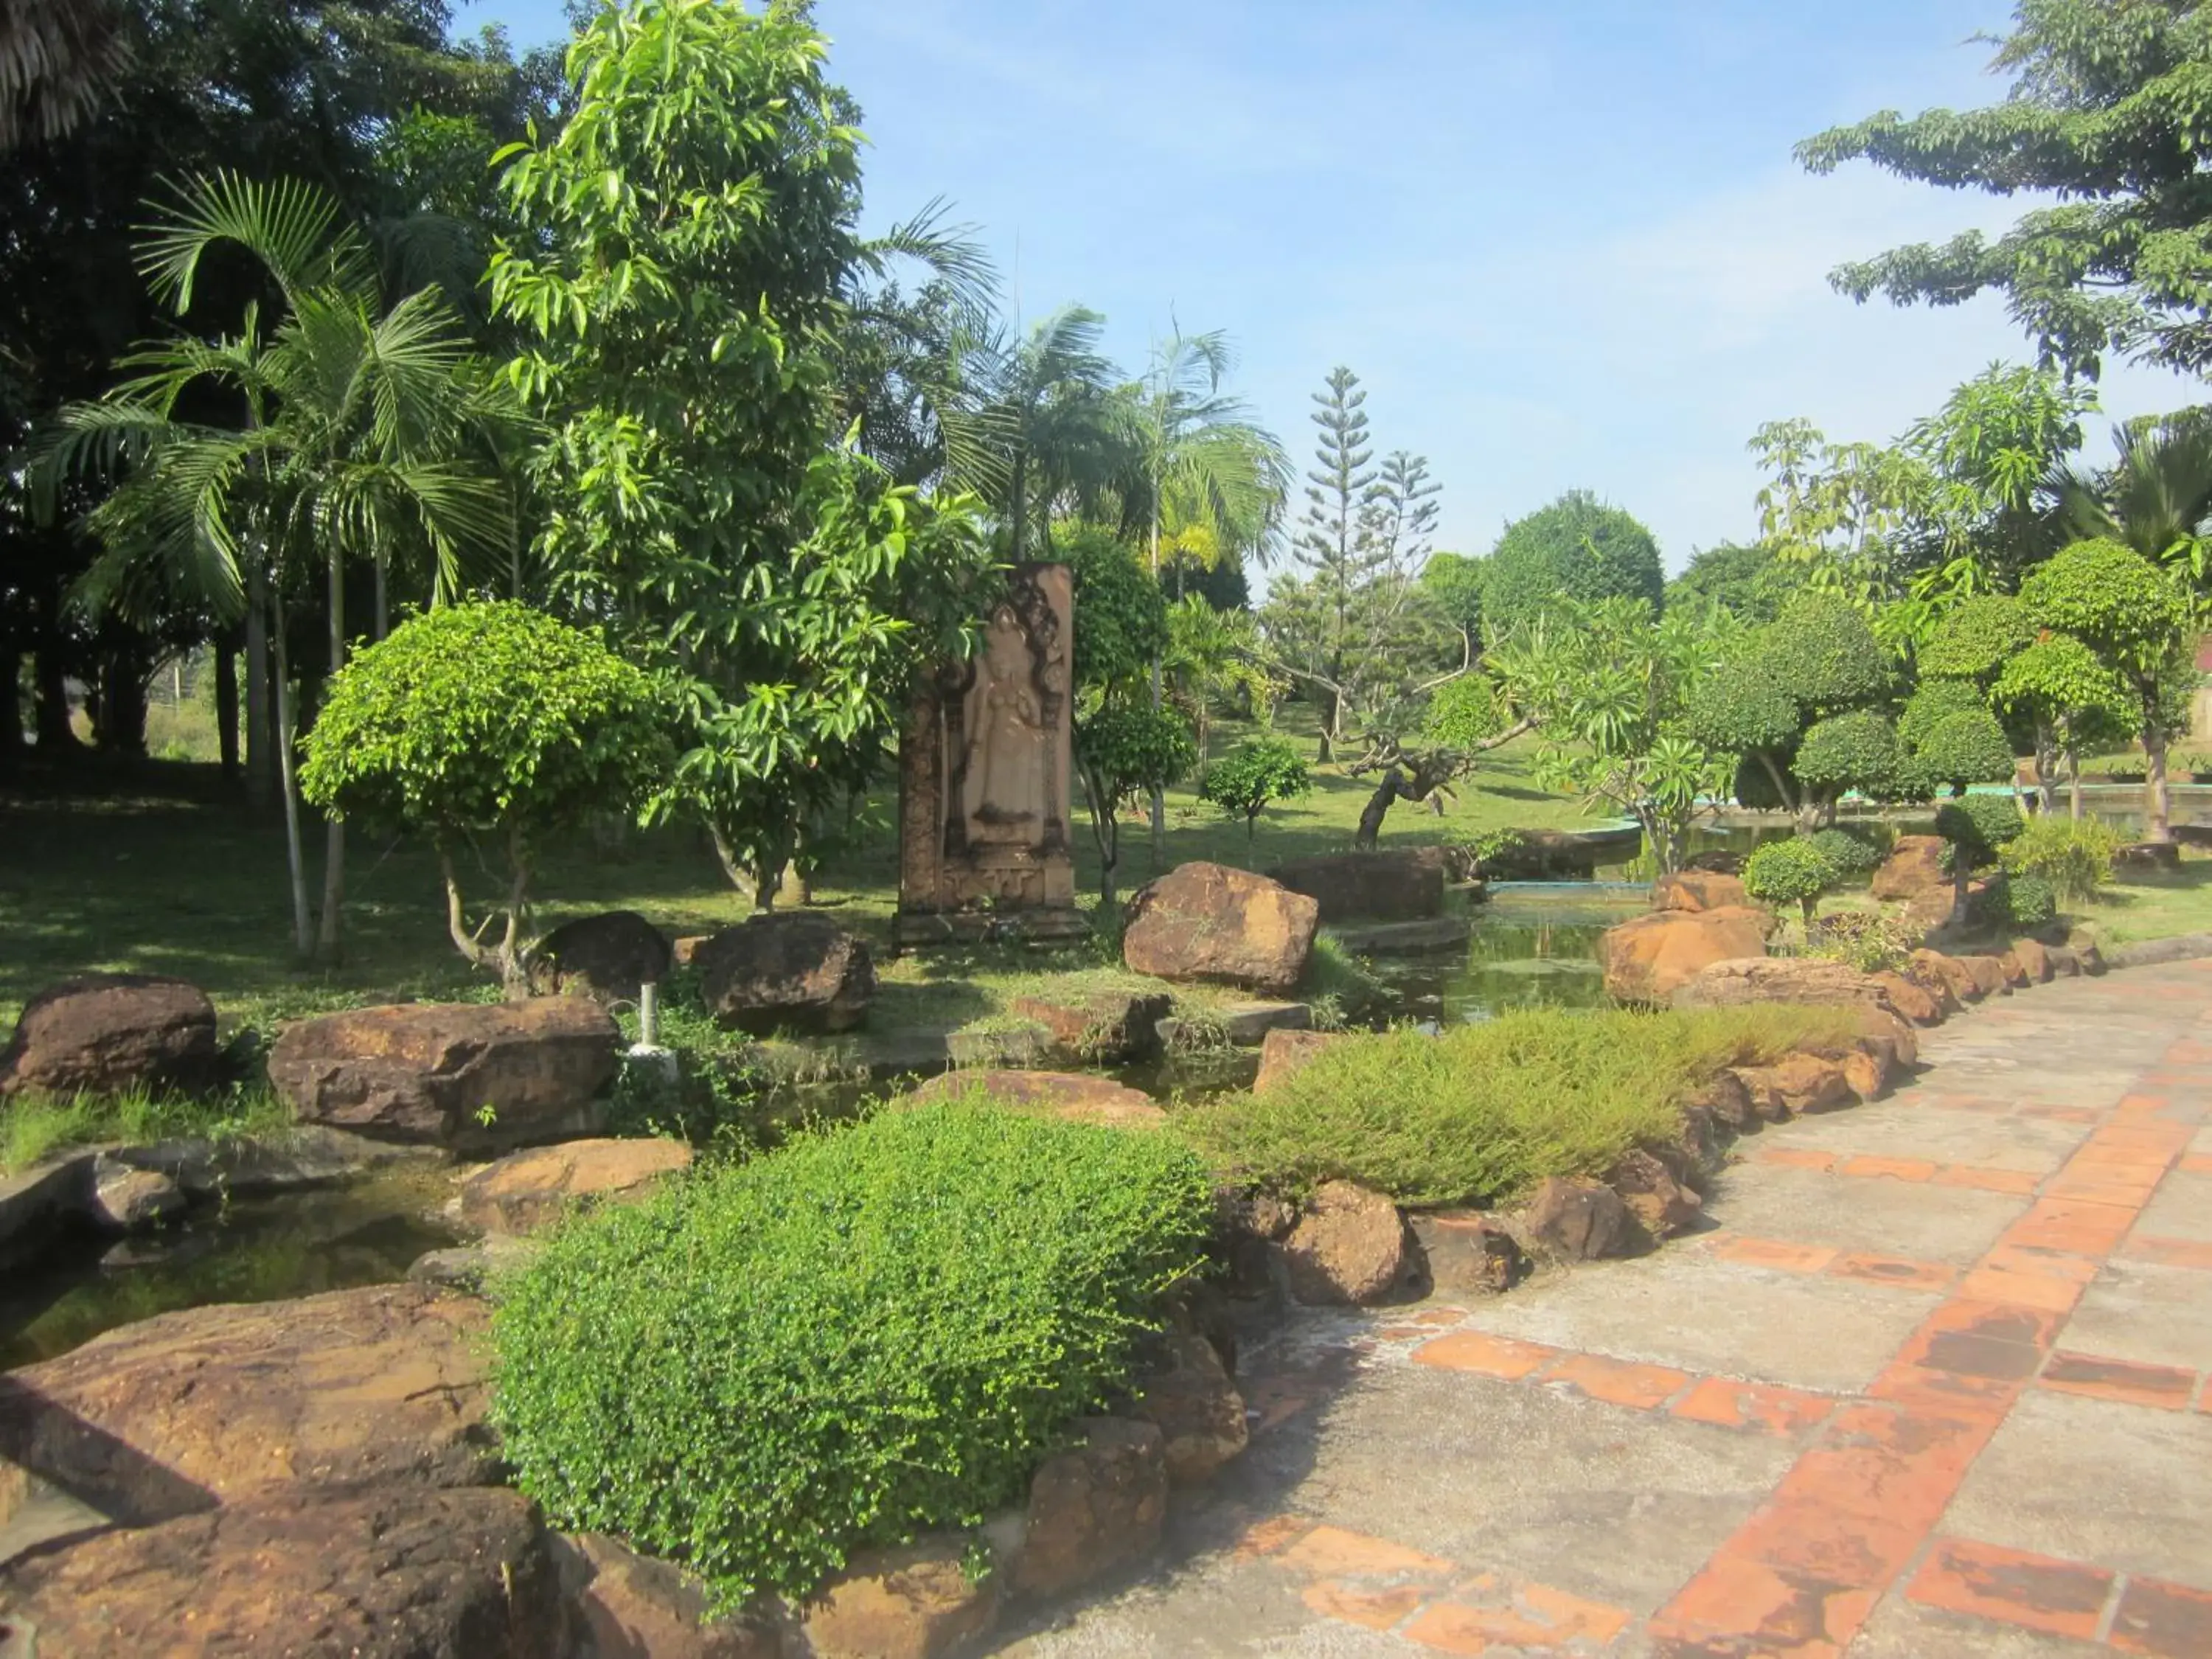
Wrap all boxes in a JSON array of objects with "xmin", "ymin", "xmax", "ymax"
[{"xmin": 0, "ymin": 707, "xmax": 1597, "ymax": 1033}]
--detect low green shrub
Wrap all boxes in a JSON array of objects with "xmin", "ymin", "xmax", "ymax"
[
  {"xmin": 1300, "ymin": 933, "xmax": 1391, "ymax": 1024},
  {"xmin": 1804, "ymin": 909, "xmax": 1915, "ymax": 973},
  {"xmin": 1806, "ymin": 827, "xmax": 1882, "ymax": 879},
  {"xmin": 490, "ymin": 1100, "xmax": 1214, "ymax": 1608},
  {"xmin": 1971, "ymin": 872, "xmax": 2057, "ymax": 931},
  {"xmin": 1743, "ymin": 837, "xmax": 1837, "ymax": 922},
  {"xmin": 1999, "ymin": 815, "xmax": 2125, "ymax": 905},
  {"xmin": 1183, "ymin": 1004, "xmax": 1863, "ymax": 1208},
  {"xmin": 1, "ymin": 1083, "xmax": 290, "ymax": 1175},
  {"xmin": 1935, "ymin": 795, "xmax": 2026, "ymax": 873}
]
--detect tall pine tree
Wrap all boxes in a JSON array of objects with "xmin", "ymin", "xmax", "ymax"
[{"xmin": 1290, "ymin": 366, "xmax": 1377, "ymax": 759}]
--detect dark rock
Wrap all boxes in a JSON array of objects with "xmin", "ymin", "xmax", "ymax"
[
  {"xmin": 87, "ymin": 1158, "xmax": 184, "ymax": 1231},
  {"xmin": 561, "ymin": 1531, "xmax": 779, "ymax": 1658},
  {"xmin": 0, "ymin": 1485, "xmax": 573, "ymax": 1659},
  {"xmin": 694, "ymin": 913, "xmax": 875, "ymax": 1036},
  {"xmin": 1871, "ymin": 835, "xmax": 1948, "ymax": 901},
  {"xmin": 1599, "ymin": 907, "xmax": 1775, "ymax": 1004},
  {"xmin": 1267, "ymin": 847, "xmax": 1447, "ymax": 922},
  {"xmin": 528, "ymin": 910, "xmax": 674, "ymax": 1004},
  {"xmin": 1910, "ymin": 949, "xmax": 1983, "ymax": 1006},
  {"xmin": 1871, "ymin": 970, "xmax": 1946, "ymax": 1026},
  {"xmin": 1133, "ymin": 1335, "xmax": 1247, "ymax": 1485},
  {"xmin": 1957, "ymin": 954, "xmax": 2011, "ymax": 997},
  {"xmin": 1009, "ymin": 990, "xmax": 1171, "ymax": 1062},
  {"xmin": 0, "ymin": 975, "xmax": 220, "ymax": 1102},
  {"xmin": 904, "ymin": 1068, "xmax": 1166, "ymax": 1130},
  {"xmin": 456, "ymin": 1137, "xmax": 692, "ymax": 1237},
  {"xmin": 1406, "ymin": 1211, "xmax": 1525, "ymax": 1295},
  {"xmin": 0, "ymin": 1283, "xmax": 495, "ymax": 1529},
  {"xmin": 1683, "ymin": 1071, "xmax": 1758, "ymax": 1134},
  {"xmin": 2010, "ymin": 938, "xmax": 2053, "ymax": 983},
  {"xmin": 1122, "ymin": 863, "xmax": 1320, "ymax": 994},
  {"xmin": 1606, "ymin": 1148, "xmax": 1702, "ymax": 1239},
  {"xmin": 1010, "ymin": 1418, "xmax": 1167, "ymax": 1601},
  {"xmin": 268, "ymin": 1000, "xmax": 619, "ymax": 1153},
  {"xmin": 1280, "ymin": 1180, "xmax": 1412, "ymax": 1305},
  {"xmin": 1523, "ymin": 1177, "xmax": 1630, "ymax": 1261}
]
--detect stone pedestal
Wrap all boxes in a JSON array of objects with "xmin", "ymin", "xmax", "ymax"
[{"xmin": 895, "ymin": 563, "xmax": 1085, "ymax": 949}]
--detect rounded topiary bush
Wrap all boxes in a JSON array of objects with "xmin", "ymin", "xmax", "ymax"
[
  {"xmin": 1806, "ymin": 827, "xmax": 1882, "ymax": 879},
  {"xmin": 490, "ymin": 1101, "xmax": 1213, "ymax": 1608},
  {"xmin": 1935, "ymin": 794, "xmax": 2027, "ymax": 872},
  {"xmin": 1743, "ymin": 835, "xmax": 1837, "ymax": 923}
]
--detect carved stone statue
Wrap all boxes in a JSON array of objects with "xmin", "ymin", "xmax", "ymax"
[{"xmin": 895, "ymin": 563, "xmax": 1083, "ymax": 946}]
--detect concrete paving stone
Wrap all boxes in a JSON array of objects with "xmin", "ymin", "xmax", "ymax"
[
  {"xmin": 2054, "ymin": 1258, "xmax": 2212, "ymax": 1374},
  {"xmin": 993, "ymin": 1550, "xmax": 1409, "ymax": 1657},
  {"xmin": 1849, "ymin": 1587, "xmax": 2111, "ymax": 1658},
  {"xmin": 2135, "ymin": 1169, "xmax": 2212, "ymax": 1244},
  {"xmin": 1940, "ymin": 1388, "xmax": 2212, "ymax": 1592},
  {"xmin": 1441, "ymin": 1245, "xmax": 1938, "ymax": 1393},
  {"xmin": 1755, "ymin": 1105, "xmax": 2090, "ymax": 1175},
  {"xmin": 1262, "ymin": 1363, "xmax": 1799, "ymax": 1618},
  {"xmin": 1699, "ymin": 1162, "xmax": 2027, "ymax": 1267}
]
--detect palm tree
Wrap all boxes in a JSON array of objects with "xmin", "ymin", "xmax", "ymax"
[
  {"xmin": 970, "ymin": 306, "xmax": 1130, "ymax": 560},
  {"xmin": 38, "ymin": 173, "xmax": 516, "ymax": 960},
  {"xmin": 0, "ymin": 0, "xmax": 128, "ymax": 149},
  {"xmin": 1116, "ymin": 327, "xmax": 1290, "ymax": 855}
]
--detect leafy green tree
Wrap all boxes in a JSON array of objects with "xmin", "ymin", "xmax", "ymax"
[
  {"xmin": 0, "ymin": 0, "xmax": 129, "ymax": 147},
  {"xmin": 1666, "ymin": 541, "xmax": 1792, "ymax": 623},
  {"xmin": 1481, "ymin": 490, "xmax": 1663, "ymax": 637},
  {"xmin": 972, "ymin": 305, "xmax": 1125, "ymax": 561},
  {"xmin": 1420, "ymin": 551, "xmax": 1486, "ymax": 642},
  {"xmin": 38, "ymin": 173, "xmax": 517, "ymax": 961},
  {"xmin": 1485, "ymin": 597, "xmax": 1741, "ymax": 874},
  {"xmin": 1801, "ymin": 3, "xmax": 2212, "ymax": 378},
  {"xmin": 301, "ymin": 602, "xmax": 670, "ymax": 986},
  {"xmin": 1074, "ymin": 704, "xmax": 1195, "ymax": 910},
  {"xmin": 493, "ymin": 0, "xmax": 993, "ymax": 898},
  {"xmin": 1201, "ymin": 735, "xmax": 1310, "ymax": 846},
  {"xmin": 2058, "ymin": 419, "xmax": 2212, "ymax": 588},
  {"xmin": 1743, "ymin": 837, "xmax": 1837, "ymax": 926},
  {"xmin": 1165, "ymin": 594, "xmax": 1277, "ymax": 782},
  {"xmin": 2019, "ymin": 537, "xmax": 2194, "ymax": 841},
  {"xmin": 1910, "ymin": 710, "xmax": 2018, "ymax": 799},
  {"xmin": 1936, "ymin": 795, "xmax": 2028, "ymax": 928},
  {"xmin": 1992, "ymin": 633, "xmax": 2136, "ymax": 818},
  {"xmin": 1688, "ymin": 591, "xmax": 1902, "ymax": 831}
]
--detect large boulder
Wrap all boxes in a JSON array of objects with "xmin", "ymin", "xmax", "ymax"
[
  {"xmin": 527, "ymin": 910, "xmax": 673, "ymax": 1004},
  {"xmin": 1599, "ymin": 907, "xmax": 1774, "ymax": 1005},
  {"xmin": 1607, "ymin": 1148, "xmax": 1702, "ymax": 1240},
  {"xmin": 1670, "ymin": 956, "xmax": 1909, "ymax": 1022},
  {"xmin": 1268, "ymin": 847, "xmax": 1447, "ymax": 922},
  {"xmin": 1871, "ymin": 834, "xmax": 1948, "ymax": 900},
  {"xmin": 1122, "ymin": 863, "xmax": 1320, "ymax": 994},
  {"xmin": 0, "ymin": 975, "xmax": 220, "ymax": 1102},
  {"xmin": 904, "ymin": 1068, "xmax": 1166, "ymax": 1130},
  {"xmin": 1652, "ymin": 871, "xmax": 1750, "ymax": 914},
  {"xmin": 692, "ymin": 912, "xmax": 874, "ymax": 1035},
  {"xmin": 800, "ymin": 1535, "xmax": 997, "ymax": 1659},
  {"xmin": 0, "ymin": 1283, "xmax": 494, "ymax": 1528},
  {"xmin": 268, "ymin": 1000, "xmax": 619, "ymax": 1153},
  {"xmin": 1279, "ymin": 1180, "xmax": 1411, "ymax": 1306},
  {"xmin": 1132, "ymin": 1335, "xmax": 1248, "ymax": 1486},
  {"xmin": 1009, "ymin": 1418, "xmax": 1168, "ymax": 1601},
  {"xmin": 0, "ymin": 1485, "xmax": 572, "ymax": 1659},
  {"xmin": 456, "ymin": 1137, "xmax": 692, "ymax": 1237}
]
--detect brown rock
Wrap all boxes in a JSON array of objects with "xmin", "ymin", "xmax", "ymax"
[
  {"xmin": 1252, "ymin": 1027, "xmax": 1340, "ymax": 1093},
  {"xmin": 1121, "ymin": 862, "xmax": 1320, "ymax": 994},
  {"xmin": 0, "ymin": 1485, "xmax": 571, "ymax": 1659},
  {"xmin": 457, "ymin": 1136, "xmax": 692, "ymax": 1237},
  {"xmin": 268, "ymin": 999, "xmax": 619, "ymax": 1153},
  {"xmin": 528, "ymin": 909, "xmax": 674, "ymax": 1004},
  {"xmin": 1599, "ymin": 907, "xmax": 1774, "ymax": 1004},
  {"xmin": 1523, "ymin": 1177, "xmax": 1630, "ymax": 1260},
  {"xmin": 1670, "ymin": 956, "xmax": 1905, "ymax": 1020},
  {"xmin": 1996, "ymin": 948, "xmax": 2031, "ymax": 989},
  {"xmin": 562, "ymin": 1532, "xmax": 779, "ymax": 1659},
  {"xmin": 1009, "ymin": 991, "xmax": 1172, "ymax": 1062},
  {"xmin": 2011, "ymin": 938, "xmax": 2053, "ymax": 983},
  {"xmin": 1902, "ymin": 883, "xmax": 1961, "ymax": 940},
  {"xmin": 694, "ymin": 913, "xmax": 874, "ymax": 1035},
  {"xmin": 1133, "ymin": 1335, "xmax": 1248, "ymax": 1485},
  {"xmin": 905, "ymin": 1069, "xmax": 1166, "ymax": 1130},
  {"xmin": 88, "ymin": 1158, "xmax": 185, "ymax": 1230},
  {"xmin": 1607, "ymin": 1148, "xmax": 1702, "ymax": 1239},
  {"xmin": 1406, "ymin": 1211, "xmax": 1526, "ymax": 1295},
  {"xmin": 1871, "ymin": 970, "xmax": 1944, "ymax": 1026},
  {"xmin": 1651, "ymin": 871, "xmax": 1751, "ymax": 913},
  {"xmin": 1268, "ymin": 847, "xmax": 1447, "ymax": 922},
  {"xmin": 800, "ymin": 1536, "xmax": 995, "ymax": 1659},
  {"xmin": 2045, "ymin": 943, "xmax": 2081, "ymax": 977},
  {"xmin": 1840, "ymin": 1048, "xmax": 1888, "ymax": 1102},
  {"xmin": 1871, "ymin": 835, "xmax": 1948, "ymax": 900},
  {"xmin": 0, "ymin": 974, "xmax": 220, "ymax": 1102},
  {"xmin": 1731, "ymin": 1054, "xmax": 1853, "ymax": 1121},
  {"xmin": 1910, "ymin": 950, "xmax": 1983, "ymax": 1006},
  {"xmin": 1280, "ymin": 1180, "xmax": 1411, "ymax": 1305},
  {"xmin": 1958, "ymin": 954, "xmax": 2011, "ymax": 997},
  {"xmin": 1011, "ymin": 1418, "xmax": 1167, "ymax": 1601},
  {"xmin": 1683, "ymin": 1071, "xmax": 1758, "ymax": 1133},
  {"xmin": 0, "ymin": 1283, "xmax": 494, "ymax": 1528},
  {"xmin": 673, "ymin": 935, "xmax": 709, "ymax": 968}
]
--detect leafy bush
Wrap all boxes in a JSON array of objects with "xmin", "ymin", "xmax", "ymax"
[
  {"xmin": 1805, "ymin": 909, "xmax": 1915, "ymax": 973},
  {"xmin": 2000, "ymin": 814, "xmax": 2125, "ymax": 903},
  {"xmin": 1795, "ymin": 709, "xmax": 1904, "ymax": 801},
  {"xmin": 1911, "ymin": 709, "xmax": 2017, "ymax": 796},
  {"xmin": 1935, "ymin": 795, "xmax": 2027, "ymax": 872},
  {"xmin": 1974, "ymin": 871, "xmax": 2057, "ymax": 929},
  {"xmin": 492, "ymin": 1101, "xmax": 1213, "ymax": 1607},
  {"xmin": 1743, "ymin": 836, "xmax": 1837, "ymax": 922},
  {"xmin": 1200, "ymin": 735, "xmax": 1311, "ymax": 841},
  {"xmin": 1806, "ymin": 827, "xmax": 1882, "ymax": 878},
  {"xmin": 1184, "ymin": 1004, "xmax": 1865, "ymax": 1208},
  {"xmin": 1481, "ymin": 489, "xmax": 1664, "ymax": 635}
]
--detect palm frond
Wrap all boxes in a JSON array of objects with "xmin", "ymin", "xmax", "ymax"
[{"xmin": 138, "ymin": 171, "xmax": 376, "ymax": 315}]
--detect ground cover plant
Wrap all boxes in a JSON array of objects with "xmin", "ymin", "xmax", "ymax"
[
  {"xmin": 1183, "ymin": 1004, "xmax": 1865, "ymax": 1208},
  {"xmin": 490, "ymin": 1099, "xmax": 1214, "ymax": 1608},
  {"xmin": 0, "ymin": 1082, "xmax": 290, "ymax": 1175}
]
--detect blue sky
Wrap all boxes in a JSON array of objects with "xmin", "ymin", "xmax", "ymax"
[{"xmin": 460, "ymin": 0, "xmax": 2202, "ymax": 575}]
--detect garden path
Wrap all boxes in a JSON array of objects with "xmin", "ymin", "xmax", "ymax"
[{"xmin": 997, "ymin": 961, "xmax": 2212, "ymax": 1658}]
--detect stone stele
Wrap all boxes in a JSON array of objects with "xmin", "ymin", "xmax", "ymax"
[{"xmin": 895, "ymin": 562, "xmax": 1085, "ymax": 947}]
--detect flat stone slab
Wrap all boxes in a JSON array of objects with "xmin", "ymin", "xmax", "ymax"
[
  {"xmin": 1321, "ymin": 917, "xmax": 1472, "ymax": 955},
  {"xmin": 1699, "ymin": 1161, "xmax": 2029, "ymax": 1267}
]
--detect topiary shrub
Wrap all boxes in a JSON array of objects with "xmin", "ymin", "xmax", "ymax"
[
  {"xmin": 1993, "ymin": 872, "xmax": 2058, "ymax": 929},
  {"xmin": 1999, "ymin": 814, "xmax": 2126, "ymax": 904},
  {"xmin": 490, "ymin": 1100, "xmax": 1213, "ymax": 1608},
  {"xmin": 1795, "ymin": 709, "xmax": 1905, "ymax": 803},
  {"xmin": 1911, "ymin": 709, "xmax": 2017, "ymax": 798},
  {"xmin": 1742, "ymin": 835, "xmax": 1838, "ymax": 924},
  {"xmin": 1935, "ymin": 794, "xmax": 2028, "ymax": 927},
  {"xmin": 1201, "ymin": 734, "xmax": 1312, "ymax": 843},
  {"xmin": 1806, "ymin": 827, "xmax": 1882, "ymax": 879},
  {"xmin": 1482, "ymin": 489, "xmax": 1664, "ymax": 634}
]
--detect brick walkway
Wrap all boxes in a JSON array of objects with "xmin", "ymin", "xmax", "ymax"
[{"xmin": 998, "ymin": 961, "xmax": 2212, "ymax": 1658}]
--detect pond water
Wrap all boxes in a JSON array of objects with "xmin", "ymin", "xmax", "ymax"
[{"xmin": 0, "ymin": 1162, "xmax": 463, "ymax": 1370}]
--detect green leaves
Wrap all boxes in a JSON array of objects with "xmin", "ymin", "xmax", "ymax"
[
  {"xmin": 1200, "ymin": 736, "xmax": 1311, "ymax": 837},
  {"xmin": 1743, "ymin": 837, "xmax": 1839, "ymax": 919},
  {"xmin": 1483, "ymin": 490, "xmax": 1664, "ymax": 637}
]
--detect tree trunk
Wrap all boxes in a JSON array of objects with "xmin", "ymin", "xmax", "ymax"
[
  {"xmin": 1008, "ymin": 449, "xmax": 1027, "ymax": 563},
  {"xmin": 706, "ymin": 818, "xmax": 757, "ymax": 903},
  {"xmin": 2144, "ymin": 709, "xmax": 2173, "ymax": 843},
  {"xmin": 92, "ymin": 639, "xmax": 150, "ymax": 755},
  {"xmin": 1147, "ymin": 489, "xmax": 1165, "ymax": 869},
  {"xmin": 373, "ymin": 549, "xmax": 390, "ymax": 641},
  {"xmin": 2032, "ymin": 720, "xmax": 2059, "ymax": 815},
  {"xmin": 316, "ymin": 547, "xmax": 346, "ymax": 962},
  {"xmin": 244, "ymin": 563, "xmax": 274, "ymax": 807},
  {"xmin": 1078, "ymin": 761, "xmax": 1119, "ymax": 911},
  {"xmin": 497, "ymin": 824, "xmax": 531, "ymax": 992},
  {"xmin": 31, "ymin": 644, "xmax": 77, "ymax": 753},
  {"xmin": 0, "ymin": 647, "xmax": 21, "ymax": 771},
  {"xmin": 439, "ymin": 846, "xmax": 490, "ymax": 969},
  {"xmin": 1354, "ymin": 771, "xmax": 1402, "ymax": 851},
  {"xmin": 269, "ymin": 590, "xmax": 314, "ymax": 961},
  {"xmin": 2067, "ymin": 740, "xmax": 2084, "ymax": 821},
  {"xmin": 215, "ymin": 630, "xmax": 240, "ymax": 779}
]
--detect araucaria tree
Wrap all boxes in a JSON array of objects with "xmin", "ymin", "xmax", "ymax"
[
  {"xmin": 492, "ymin": 0, "xmax": 991, "ymax": 900},
  {"xmin": 2019, "ymin": 538, "xmax": 2195, "ymax": 842},
  {"xmin": 301, "ymin": 603, "xmax": 670, "ymax": 988}
]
